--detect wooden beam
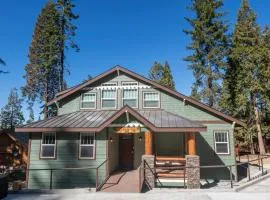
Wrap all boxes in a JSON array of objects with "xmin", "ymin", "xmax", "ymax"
[
  {"xmin": 187, "ymin": 132, "xmax": 196, "ymax": 155},
  {"xmin": 145, "ymin": 131, "xmax": 153, "ymax": 155}
]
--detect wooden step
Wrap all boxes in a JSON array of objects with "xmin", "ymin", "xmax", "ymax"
[
  {"xmin": 156, "ymin": 156, "xmax": 186, "ymax": 162},
  {"xmin": 157, "ymin": 172, "xmax": 185, "ymax": 178}
]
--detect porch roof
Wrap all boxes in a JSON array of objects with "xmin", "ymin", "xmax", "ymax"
[{"xmin": 15, "ymin": 106, "xmax": 207, "ymax": 133}]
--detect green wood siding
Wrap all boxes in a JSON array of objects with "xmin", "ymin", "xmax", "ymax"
[
  {"xmin": 41, "ymin": 72, "xmax": 238, "ymax": 185},
  {"xmin": 28, "ymin": 131, "xmax": 107, "ymax": 189}
]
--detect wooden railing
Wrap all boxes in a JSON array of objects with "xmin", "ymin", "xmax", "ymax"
[{"xmin": 96, "ymin": 159, "xmax": 110, "ymax": 191}]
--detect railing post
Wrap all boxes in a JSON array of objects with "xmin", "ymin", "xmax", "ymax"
[
  {"xmin": 258, "ymin": 154, "xmax": 261, "ymax": 171},
  {"xmin": 96, "ymin": 168, "xmax": 99, "ymax": 189},
  {"xmin": 247, "ymin": 162, "xmax": 251, "ymax": 181},
  {"xmin": 50, "ymin": 169, "xmax": 53, "ymax": 190},
  {"xmin": 184, "ymin": 166, "xmax": 186, "ymax": 189},
  {"xmin": 229, "ymin": 166, "xmax": 233, "ymax": 188},
  {"xmin": 261, "ymin": 158, "xmax": 264, "ymax": 176}
]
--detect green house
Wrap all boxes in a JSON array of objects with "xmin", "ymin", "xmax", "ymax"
[{"xmin": 16, "ymin": 66, "xmax": 245, "ymax": 191}]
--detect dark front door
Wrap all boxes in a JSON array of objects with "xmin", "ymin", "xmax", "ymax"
[{"xmin": 119, "ymin": 134, "xmax": 134, "ymax": 170}]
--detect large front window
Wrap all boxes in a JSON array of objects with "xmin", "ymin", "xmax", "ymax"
[
  {"xmin": 122, "ymin": 82, "xmax": 138, "ymax": 108},
  {"xmin": 101, "ymin": 83, "xmax": 117, "ymax": 109},
  {"xmin": 40, "ymin": 133, "xmax": 56, "ymax": 158},
  {"xmin": 79, "ymin": 133, "xmax": 95, "ymax": 159},
  {"xmin": 214, "ymin": 131, "xmax": 230, "ymax": 154},
  {"xmin": 143, "ymin": 92, "xmax": 160, "ymax": 108}
]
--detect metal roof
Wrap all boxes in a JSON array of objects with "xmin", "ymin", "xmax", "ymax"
[{"xmin": 16, "ymin": 106, "xmax": 206, "ymax": 133}]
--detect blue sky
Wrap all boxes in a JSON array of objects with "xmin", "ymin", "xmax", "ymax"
[{"xmin": 0, "ymin": 0, "xmax": 269, "ymax": 121}]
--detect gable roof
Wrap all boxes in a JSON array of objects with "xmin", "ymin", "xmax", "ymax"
[
  {"xmin": 16, "ymin": 106, "xmax": 206, "ymax": 133},
  {"xmin": 47, "ymin": 65, "xmax": 246, "ymax": 127}
]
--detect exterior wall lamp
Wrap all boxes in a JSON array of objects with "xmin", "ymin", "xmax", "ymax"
[{"xmin": 109, "ymin": 137, "xmax": 113, "ymax": 143}]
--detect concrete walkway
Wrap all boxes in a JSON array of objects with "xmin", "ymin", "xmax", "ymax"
[
  {"xmin": 5, "ymin": 191, "xmax": 270, "ymax": 200},
  {"xmin": 100, "ymin": 170, "xmax": 139, "ymax": 193},
  {"xmin": 240, "ymin": 174, "xmax": 270, "ymax": 192}
]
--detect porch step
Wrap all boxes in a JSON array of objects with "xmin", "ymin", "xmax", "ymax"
[{"xmin": 156, "ymin": 172, "xmax": 185, "ymax": 178}]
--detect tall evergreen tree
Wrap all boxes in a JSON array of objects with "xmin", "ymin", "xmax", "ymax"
[
  {"xmin": 55, "ymin": 0, "xmax": 79, "ymax": 91},
  {"xmin": 221, "ymin": 0, "xmax": 269, "ymax": 154},
  {"xmin": 22, "ymin": 1, "xmax": 62, "ymax": 119},
  {"xmin": 184, "ymin": 0, "xmax": 229, "ymax": 108},
  {"xmin": 0, "ymin": 58, "xmax": 8, "ymax": 74},
  {"xmin": 149, "ymin": 61, "xmax": 175, "ymax": 89},
  {"xmin": 160, "ymin": 62, "xmax": 175, "ymax": 89},
  {"xmin": 26, "ymin": 103, "xmax": 35, "ymax": 124},
  {"xmin": 149, "ymin": 62, "xmax": 164, "ymax": 82},
  {"xmin": 0, "ymin": 88, "xmax": 24, "ymax": 131}
]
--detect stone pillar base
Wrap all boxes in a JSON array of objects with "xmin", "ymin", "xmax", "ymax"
[
  {"xmin": 142, "ymin": 155, "xmax": 155, "ymax": 189},
  {"xmin": 185, "ymin": 155, "xmax": 200, "ymax": 189}
]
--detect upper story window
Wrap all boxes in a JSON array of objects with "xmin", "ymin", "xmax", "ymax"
[
  {"xmin": 214, "ymin": 131, "xmax": 230, "ymax": 154},
  {"xmin": 81, "ymin": 93, "xmax": 96, "ymax": 109},
  {"xmin": 101, "ymin": 82, "xmax": 117, "ymax": 109},
  {"xmin": 143, "ymin": 92, "xmax": 160, "ymax": 108},
  {"xmin": 40, "ymin": 133, "xmax": 56, "ymax": 159},
  {"xmin": 122, "ymin": 82, "xmax": 138, "ymax": 108},
  {"xmin": 79, "ymin": 133, "xmax": 95, "ymax": 159}
]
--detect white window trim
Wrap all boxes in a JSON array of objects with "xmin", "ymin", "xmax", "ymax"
[
  {"xmin": 79, "ymin": 133, "xmax": 96, "ymax": 159},
  {"xmin": 80, "ymin": 92, "xmax": 97, "ymax": 110},
  {"xmin": 214, "ymin": 131, "xmax": 230, "ymax": 155},
  {"xmin": 101, "ymin": 82, "xmax": 117, "ymax": 109},
  {"xmin": 122, "ymin": 82, "xmax": 139, "ymax": 108},
  {"xmin": 142, "ymin": 91, "xmax": 160, "ymax": 108},
  {"xmin": 40, "ymin": 132, "xmax": 56, "ymax": 159}
]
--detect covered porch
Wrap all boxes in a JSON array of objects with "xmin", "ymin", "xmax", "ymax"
[{"xmin": 105, "ymin": 106, "xmax": 206, "ymax": 190}]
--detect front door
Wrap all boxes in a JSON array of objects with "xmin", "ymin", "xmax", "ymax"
[{"xmin": 119, "ymin": 134, "xmax": 134, "ymax": 170}]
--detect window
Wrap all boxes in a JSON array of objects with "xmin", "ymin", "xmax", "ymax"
[
  {"xmin": 81, "ymin": 93, "xmax": 96, "ymax": 109},
  {"xmin": 214, "ymin": 131, "xmax": 230, "ymax": 154},
  {"xmin": 79, "ymin": 133, "xmax": 95, "ymax": 159},
  {"xmin": 40, "ymin": 133, "xmax": 56, "ymax": 158},
  {"xmin": 143, "ymin": 92, "xmax": 160, "ymax": 108},
  {"xmin": 101, "ymin": 83, "xmax": 117, "ymax": 109},
  {"xmin": 122, "ymin": 82, "xmax": 138, "ymax": 108}
]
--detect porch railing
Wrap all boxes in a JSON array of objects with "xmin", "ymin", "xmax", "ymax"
[
  {"xmin": 141, "ymin": 154, "xmax": 270, "ymax": 190},
  {"xmin": 96, "ymin": 159, "xmax": 110, "ymax": 191},
  {"xmin": 2, "ymin": 159, "xmax": 110, "ymax": 192}
]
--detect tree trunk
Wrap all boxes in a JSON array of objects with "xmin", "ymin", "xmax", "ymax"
[
  {"xmin": 44, "ymin": 77, "xmax": 49, "ymax": 120},
  {"xmin": 59, "ymin": 0, "xmax": 67, "ymax": 92},
  {"xmin": 254, "ymin": 105, "xmax": 266, "ymax": 154}
]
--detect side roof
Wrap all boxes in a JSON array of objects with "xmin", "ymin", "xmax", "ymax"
[{"xmin": 48, "ymin": 65, "xmax": 246, "ymax": 127}]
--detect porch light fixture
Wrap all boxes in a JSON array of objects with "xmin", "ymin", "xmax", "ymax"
[
  {"xmin": 109, "ymin": 137, "xmax": 113, "ymax": 143},
  {"xmin": 138, "ymin": 136, "xmax": 142, "ymax": 142}
]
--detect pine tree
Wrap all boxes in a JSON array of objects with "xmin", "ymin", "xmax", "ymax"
[
  {"xmin": 0, "ymin": 58, "xmax": 8, "ymax": 74},
  {"xmin": 160, "ymin": 61, "xmax": 175, "ymax": 89},
  {"xmin": 221, "ymin": 0, "xmax": 269, "ymax": 154},
  {"xmin": 149, "ymin": 62, "xmax": 164, "ymax": 82},
  {"xmin": 184, "ymin": 0, "xmax": 229, "ymax": 108},
  {"xmin": 55, "ymin": 0, "xmax": 79, "ymax": 91},
  {"xmin": 26, "ymin": 103, "xmax": 35, "ymax": 124},
  {"xmin": 22, "ymin": 1, "xmax": 62, "ymax": 119},
  {"xmin": 0, "ymin": 88, "xmax": 24, "ymax": 131},
  {"xmin": 149, "ymin": 61, "xmax": 175, "ymax": 89}
]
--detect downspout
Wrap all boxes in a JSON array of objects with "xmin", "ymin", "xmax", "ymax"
[{"xmin": 231, "ymin": 121, "xmax": 238, "ymax": 181}]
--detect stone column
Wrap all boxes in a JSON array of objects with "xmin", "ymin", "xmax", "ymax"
[
  {"xmin": 142, "ymin": 155, "xmax": 155, "ymax": 189},
  {"xmin": 185, "ymin": 155, "xmax": 200, "ymax": 189}
]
